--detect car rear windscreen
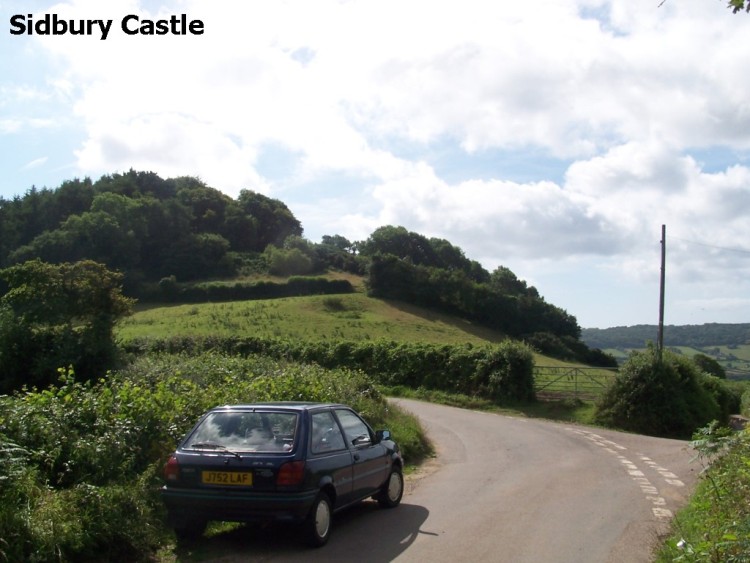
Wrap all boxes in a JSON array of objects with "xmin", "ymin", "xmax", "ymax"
[{"xmin": 188, "ymin": 411, "xmax": 298, "ymax": 453}]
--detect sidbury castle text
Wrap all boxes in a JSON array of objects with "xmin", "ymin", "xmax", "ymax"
[{"xmin": 9, "ymin": 14, "xmax": 204, "ymax": 40}]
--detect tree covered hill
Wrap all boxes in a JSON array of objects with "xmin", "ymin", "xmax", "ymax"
[{"xmin": 0, "ymin": 170, "xmax": 614, "ymax": 366}]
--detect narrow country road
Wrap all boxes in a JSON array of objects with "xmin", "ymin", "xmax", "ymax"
[{"xmin": 192, "ymin": 399, "xmax": 699, "ymax": 562}]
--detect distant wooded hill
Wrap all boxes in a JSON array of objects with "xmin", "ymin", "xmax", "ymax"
[
  {"xmin": 581, "ymin": 323, "xmax": 750, "ymax": 379},
  {"xmin": 581, "ymin": 324, "xmax": 750, "ymax": 349}
]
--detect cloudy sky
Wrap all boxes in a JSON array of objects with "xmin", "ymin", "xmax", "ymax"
[{"xmin": 2, "ymin": 0, "xmax": 749, "ymax": 329}]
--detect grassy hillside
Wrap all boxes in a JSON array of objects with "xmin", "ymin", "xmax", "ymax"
[
  {"xmin": 120, "ymin": 294, "xmax": 495, "ymax": 343},
  {"xmin": 118, "ymin": 293, "xmax": 573, "ymax": 367}
]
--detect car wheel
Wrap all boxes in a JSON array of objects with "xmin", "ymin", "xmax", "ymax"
[
  {"xmin": 377, "ymin": 466, "xmax": 403, "ymax": 508},
  {"xmin": 303, "ymin": 491, "xmax": 333, "ymax": 547}
]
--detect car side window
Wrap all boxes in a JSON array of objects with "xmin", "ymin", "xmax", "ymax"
[
  {"xmin": 334, "ymin": 409, "xmax": 372, "ymax": 447},
  {"xmin": 311, "ymin": 411, "xmax": 346, "ymax": 454}
]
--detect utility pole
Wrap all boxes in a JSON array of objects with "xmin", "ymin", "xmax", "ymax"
[{"xmin": 657, "ymin": 224, "xmax": 666, "ymax": 362}]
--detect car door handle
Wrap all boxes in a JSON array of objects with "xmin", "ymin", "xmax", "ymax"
[{"xmin": 353, "ymin": 454, "xmax": 360, "ymax": 461}]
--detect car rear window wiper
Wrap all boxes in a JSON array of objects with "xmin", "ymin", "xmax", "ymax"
[{"xmin": 190, "ymin": 442, "xmax": 242, "ymax": 459}]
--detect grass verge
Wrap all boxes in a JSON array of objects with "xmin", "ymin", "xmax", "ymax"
[{"xmin": 656, "ymin": 424, "xmax": 750, "ymax": 562}]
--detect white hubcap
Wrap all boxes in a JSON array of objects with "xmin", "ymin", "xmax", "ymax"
[
  {"xmin": 388, "ymin": 472, "xmax": 402, "ymax": 501},
  {"xmin": 315, "ymin": 500, "xmax": 331, "ymax": 538}
]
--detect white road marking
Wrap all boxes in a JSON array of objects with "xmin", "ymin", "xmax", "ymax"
[
  {"xmin": 640, "ymin": 455, "xmax": 685, "ymax": 486},
  {"xmin": 566, "ymin": 428, "xmax": 682, "ymax": 521}
]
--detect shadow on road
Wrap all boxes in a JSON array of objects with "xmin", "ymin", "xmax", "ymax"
[{"xmin": 172, "ymin": 500, "xmax": 430, "ymax": 562}]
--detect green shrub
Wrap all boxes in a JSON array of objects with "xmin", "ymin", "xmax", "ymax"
[
  {"xmin": 157, "ymin": 275, "xmax": 179, "ymax": 302},
  {"xmin": 692, "ymin": 352, "xmax": 727, "ymax": 379},
  {"xmin": 479, "ymin": 341, "xmax": 535, "ymax": 402},
  {"xmin": 0, "ymin": 260, "xmax": 132, "ymax": 394},
  {"xmin": 321, "ymin": 296, "xmax": 346, "ymax": 312},
  {"xmin": 265, "ymin": 246, "xmax": 313, "ymax": 276},
  {"xmin": 595, "ymin": 347, "xmax": 721, "ymax": 438},
  {"xmin": 743, "ymin": 388, "xmax": 750, "ymax": 418},
  {"xmin": 698, "ymin": 373, "xmax": 742, "ymax": 423},
  {"xmin": 0, "ymin": 440, "xmax": 37, "ymax": 562}
]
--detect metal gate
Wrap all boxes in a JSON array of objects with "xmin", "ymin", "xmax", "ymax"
[{"xmin": 534, "ymin": 366, "xmax": 618, "ymax": 401}]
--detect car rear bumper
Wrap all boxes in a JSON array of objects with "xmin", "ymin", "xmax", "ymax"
[{"xmin": 161, "ymin": 486, "xmax": 318, "ymax": 524}]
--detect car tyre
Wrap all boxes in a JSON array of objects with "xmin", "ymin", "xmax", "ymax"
[
  {"xmin": 377, "ymin": 466, "xmax": 403, "ymax": 508},
  {"xmin": 303, "ymin": 491, "xmax": 333, "ymax": 547}
]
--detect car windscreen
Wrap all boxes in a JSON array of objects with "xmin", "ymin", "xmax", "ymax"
[{"xmin": 187, "ymin": 411, "xmax": 298, "ymax": 453}]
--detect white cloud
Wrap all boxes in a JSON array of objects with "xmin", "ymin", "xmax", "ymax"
[
  {"xmin": 565, "ymin": 141, "xmax": 750, "ymax": 249},
  {"xmin": 27, "ymin": 0, "xmax": 750, "ymax": 183},
  {"xmin": 22, "ymin": 156, "xmax": 48, "ymax": 170},
  {"xmin": 0, "ymin": 85, "xmax": 52, "ymax": 105},
  {"xmin": 0, "ymin": 119, "xmax": 23, "ymax": 134},
  {"xmin": 75, "ymin": 113, "xmax": 269, "ymax": 195},
  {"xmin": 368, "ymin": 168, "xmax": 608, "ymax": 258}
]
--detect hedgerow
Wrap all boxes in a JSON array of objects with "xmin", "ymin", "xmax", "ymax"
[
  {"xmin": 122, "ymin": 337, "xmax": 536, "ymax": 402},
  {"xmin": 138, "ymin": 276, "xmax": 354, "ymax": 303},
  {"xmin": 0, "ymin": 354, "xmax": 430, "ymax": 562}
]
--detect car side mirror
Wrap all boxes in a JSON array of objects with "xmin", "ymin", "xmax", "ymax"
[{"xmin": 376, "ymin": 430, "xmax": 391, "ymax": 443}]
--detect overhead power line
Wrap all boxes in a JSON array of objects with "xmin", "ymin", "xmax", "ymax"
[{"xmin": 670, "ymin": 236, "xmax": 750, "ymax": 255}]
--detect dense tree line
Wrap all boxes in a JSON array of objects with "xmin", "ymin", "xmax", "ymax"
[
  {"xmin": 122, "ymin": 335, "xmax": 536, "ymax": 403},
  {"xmin": 358, "ymin": 226, "xmax": 612, "ymax": 364},
  {"xmin": 366, "ymin": 252, "xmax": 577, "ymax": 337},
  {"xmin": 357, "ymin": 226, "xmax": 490, "ymax": 283}
]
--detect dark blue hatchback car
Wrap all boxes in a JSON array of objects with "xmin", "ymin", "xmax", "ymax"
[{"xmin": 161, "ymin": 402, "xmax": 403, "ymax": 546}]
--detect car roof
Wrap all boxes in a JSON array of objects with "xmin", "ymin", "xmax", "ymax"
[{"xmin": 208, "ymin": 402, "xmax": 347, "ymax": 412}]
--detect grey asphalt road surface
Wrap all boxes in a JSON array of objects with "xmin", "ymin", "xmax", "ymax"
[{"xmin": 192, "ymin": 398, "xmax": 698, "ymax": 562}]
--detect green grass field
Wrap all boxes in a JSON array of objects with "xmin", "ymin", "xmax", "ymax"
[
  {"xmin": 119, "ymin": 292, "xmax": 588, "ymax": 373},
  {"xmin": 120, "ymin": 293, "xmax": 508, "ymax": 346}
]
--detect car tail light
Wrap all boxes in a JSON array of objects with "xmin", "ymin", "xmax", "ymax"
[
  {"xmin": 276, "ymin": 461, "xmax": 305, "ymax": 486},
  {"xmin": 164, "ymin": 455, "xmax": 180, "ymax": 482}
]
